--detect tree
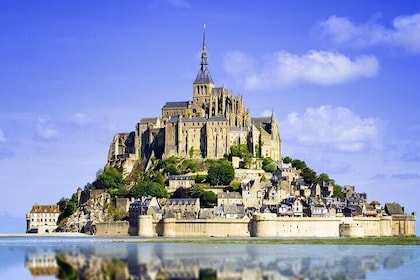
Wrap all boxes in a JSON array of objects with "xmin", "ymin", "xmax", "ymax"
[
  {"xmin": 333, "ymin": 184, "xmax": 345, "ymax": 201},
  {"xmin": 57, "ymin": 196, "xmax": 78, "ymax": 225},
  {"xmin": 283, "ymin": 156, "xmax": 293, "ymax": 164},
  {"xmin": 230, "ymin": 143, "xmax": 250, "ymax": 158},
  {"xmin": 181, "ymin": 159, "xmax": 197, "ymax": 173},
  {"xmin": 188, "ymin": 185, "xmax": 203, "ymax": 198},
  {"xmin": 165, "ymin": 164, "xmax": 180, "ymax": 175},
  {"xmin": 291, "ymin": 159, "xmax": 307, "ymax": 170},
  {"xmin": 317, "ymin": 173, "xmax": 334, "ymax": 184},
  {"xmin": 207, "ymin": 160, "xmax": 234, "ymax": 186},
  {"xmin": 229, "ymin": 180, "xmax": 241, "ymax": 191},
  {"xmin": 301, "ymin": 167, "xmax": 317, "ymax": 185},
  {"xmin": 94, "ymin": 167, "xmax": 125, "ymax": 190},
  {"xmin": 129, "ymin": 170, "xmax": 168, "ymax": 198},
  {"xmin": 129, "ymin": 181, "xmax": 167, "ymax": 198},
  {"xmin": 172, "ymin": 187, "xmax": 189, "ymax": 198},
  {"xmin": 262, "ymin": 157, "xmax": 276, "ymax": 172},
  {"xmin": 231, "ymin": 143, "xmax": 252, "ymax": 168},
  {"xmin": 201, "ymin": 191, "xmax": 217, "ymax": 207}
]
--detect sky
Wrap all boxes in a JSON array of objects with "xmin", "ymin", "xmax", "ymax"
[{"xmin": 0, "ymin": 0, "xmax": 419, "ymax": 234}]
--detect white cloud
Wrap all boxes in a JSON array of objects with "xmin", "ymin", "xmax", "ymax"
[
  {"xmin": 70, "ymin": 113, "xmax": 93, "ymax": 126},
  {"xmin": 320, "ymin": 13, "xmax": 420, "ymax": 53},
  {"xmin": 281, "ymin": 106, "xmax": 380, "ymax": 152},
  {"xmin": 0, "ymin": 128, "xmax": 6, "ymax": 142},
  {"xmin": 223, "ymin": 51, "xmax": 256, "ymax": 77},
  {"xmin": 36, "ymin": 117, "xmax": 58, "ymax": 140},
  {"xmin": 224, "ymin": 50, "xmax": 378, "ymax": 90}
]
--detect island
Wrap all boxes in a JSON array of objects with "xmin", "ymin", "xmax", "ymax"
[{"xmin": 26, "ymin": 29, "xmax": 416, "ymax": 238}]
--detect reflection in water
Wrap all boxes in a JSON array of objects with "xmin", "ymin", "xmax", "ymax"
[{"xmin": 21, "ymin": 240, "xmax": 416, "ymax": 279}]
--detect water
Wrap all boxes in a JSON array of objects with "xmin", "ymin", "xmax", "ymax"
[{"xmin": 0, "ymin": 236, "xmax": 419, "ymax": 279}]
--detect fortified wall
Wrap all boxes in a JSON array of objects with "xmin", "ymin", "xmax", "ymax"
[{"xmin": 95, "ymin": 213, "xmax": 416, "ymax": 237}]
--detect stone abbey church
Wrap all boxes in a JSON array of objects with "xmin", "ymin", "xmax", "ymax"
[{"xmin": 107, "ymin": 31, "xmax": 281, "ymax": 170}]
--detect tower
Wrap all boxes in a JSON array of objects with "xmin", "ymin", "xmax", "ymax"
[{"xmin": 193, "ymin": 25, "xmax": 214, "ymax": 113}]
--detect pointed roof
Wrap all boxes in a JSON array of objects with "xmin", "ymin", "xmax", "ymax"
[{"xmin": 194, "ymin": 25, "xmax": 214, "ymax": 84}]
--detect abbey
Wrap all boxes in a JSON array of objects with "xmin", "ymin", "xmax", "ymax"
[{"xmin": 107, "ymin": 30, "xmax": 281, "ymax": 168}]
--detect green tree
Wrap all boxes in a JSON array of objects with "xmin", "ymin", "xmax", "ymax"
[
  {"xmin": 188, "ymin": 185, "xmax": 203, "ymax": 198},
  {"xmin": 201, "ymin": 191, "xmax": 217, "ymax": 207},
  {"xmin": 129, "ymin": 170, "xmax": 168, "ymax": 198},
  {"xmin": 207, "ymin": 160, "xmax": 234, "ymax": 186},
  {"xmin": 230, "ymin": 143, "xmax": 250, "ymax": 158},
  {"xmin": 57, "ymin": 197, "xmax": 77, "ymax": 225},
  {"xmin": 229, "ymin": 180, "xmax": 241, "ymax": 191},
  {"xmin": 129, "ymin": 181, "xmax": 167, "ymax": 198},
  {"xmin": 94, "ymin": 167, "xmax": 125, "ymax": 190},
  {"xmin": 165, "ymin": 163, "xmax": 180, "ymax": 175},
  {"xmin": 301, "ymin": 167, "xmax": 317, "ymax": 185},
  {"xmin": 291, "ymin": 159, "xmax": 307, "ymax": 170},
  {"xmin": 283, "ymin": 156, "xmax": 293, "ymax": 164},
  {"xmin": 262, "ymin": 157, "xmax": 276, "ymax": 172},
  {"xmin": 333, "ymin": 184, "xmax": 345, "ymax": 201},
  {"xmin": 181, "ymin": 159, "xmax": 197, "ymax": 173},
  {"xmin": 317, "ymin": 173, "xmax": 334, "ymax": 184}
]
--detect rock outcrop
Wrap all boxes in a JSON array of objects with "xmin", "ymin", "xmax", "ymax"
[{"xmin": 63, "ymin": 189, "xmax": 113, "ymax": 232}]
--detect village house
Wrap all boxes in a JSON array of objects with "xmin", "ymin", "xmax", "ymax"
[
  {"xmin": 26, "ymin": 204, "xmax": 61, "ymax": 233},
  {"xmin": 163, "ymin": 198, "xmax": 200, "ymax": 219},
  {"xmin": 362, "ymin": 203, "xmax": 377, "ymax": 217},
  {"xmin": 241, "ymin": 179, "xmax": 266, "ymax": 209},
  {"xmin": 217, "ymin": 191, "xmax": 242, "ymax": 207},
  {"xmin": 129, "ymin": 197, "xmax": 161, "ymax": 227},
  {"xmin": 384, "ymin": 202, "xmax": 405, "ymax": 216},
  {"xmin": 167, "ymin": 175, "xmax": 195, "ymax": 192},
  {"xmin": 214, "ymin": 204, "xmax": 246, "ymax": 219},
  {"xmin": 306, "ymin": 197, "xmax": 329, "ymax": 217}
]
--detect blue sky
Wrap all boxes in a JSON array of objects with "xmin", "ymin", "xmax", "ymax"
[{"xmin": 1, "ymin": 1, "xmax": 419, "ymax": 233}]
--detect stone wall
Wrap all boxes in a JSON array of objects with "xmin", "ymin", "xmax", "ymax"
[
  {"xmin": 252, "ymin": 214, "xmax": 341, "ymax": 238},
  {"xmin": 95, "ymin": 213, "xmax": 416, "ymax": 238},
  {"xmin": 95, "ymin": 221, "xmax": 129, "ymax": 236},
  {"xmin": 160, "ymin": 218, "xmax": 251, "ymax": 238}
]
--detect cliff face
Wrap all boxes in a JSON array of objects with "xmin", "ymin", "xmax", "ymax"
[{"xmin": 63, "ymin": 190, "xmax": 113, "ymax": 232}]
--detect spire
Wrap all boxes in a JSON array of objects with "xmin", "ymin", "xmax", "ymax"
[{"xmin": 194, "ymin": 24, "xmax": 214, "ymax": 84}]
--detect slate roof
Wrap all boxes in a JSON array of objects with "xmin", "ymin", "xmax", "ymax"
[
  {"xmin": 182, "ymin": 117, "xmax": 207, "ymax": 123},
  {"xmin": 140, "ymin": 117, "xmax": 158, "ymax": 124},
  {"xmin": 162, "ymin": 101, "xmax": 190, "ymax": 109},
  {"xmin": 252, "ymin": 117, "xmax": 272, "ymax": 133},
  {"xmin": 169, "ymin": 175, "xmax": 194, "ymax": 181},
  {"xmin": 166, "ymin": 198, "xmax": 199, "ymax": 206},
  {"xmin": 194, "ymin": 67, "xmax": 214, "ymax": 84},
  {"xmin": 385, "ymin": 202, "xmax": 404, "ymax": 215},
  {"xmin": 217, "ymin": 192, "xmax": 242, "ymax": 199},
  {"xmin": 208, "ymin": 116, "xmax": 228, "ymax": 122}
]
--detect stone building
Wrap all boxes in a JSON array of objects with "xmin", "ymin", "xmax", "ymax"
[
  {"xmin": 164, "ymin": 198, "xmax": 200, "ymax": 219},
  {"xmin": 129, "ymin": 197, "xmax": 161, "ymax": 227},
  {"xmin": 168, "ymin": 175, "xmax": 195, "ymax": 192},
  {"xmin": 26, "ymin": 204, "xmax": 60, "ymax": 233},
  {"xmin": 217, "ymin": 191, "xmax": 242, "ymax": 207},
  {"xmin": 107, "ymin": 29, "xmax": 281, "ymax": 172}
]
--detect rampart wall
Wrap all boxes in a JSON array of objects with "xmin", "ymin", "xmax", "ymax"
[
  {"xmin": 95, "ymin": 213, "xmax": 416, "ymax": 237},
  {"xmin": 95, "ymin": 221, "xmax": 129, "ymax": 236}
]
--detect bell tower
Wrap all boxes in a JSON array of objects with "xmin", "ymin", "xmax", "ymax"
[{"xmin": 193, "ymin": 25, "xmax": 214, "ymax": 111}]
